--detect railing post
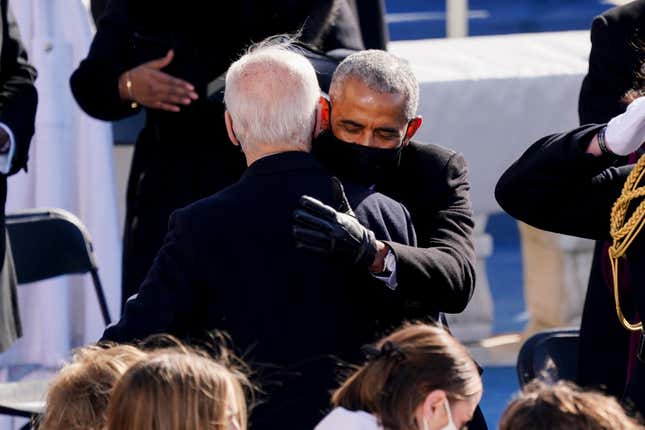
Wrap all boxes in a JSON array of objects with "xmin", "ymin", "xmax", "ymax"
[{"xmin": 446, "ymin": 0, "xmax": 469, "ymax": 38}]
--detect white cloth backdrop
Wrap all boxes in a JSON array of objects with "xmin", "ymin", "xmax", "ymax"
[
  {"xmin": 0, "ymin": 0, "xmax": 120, "ymax": 369},
  {"xmin": 390, "ymin": 31, "xmax": 591, "ymax": 214},
  {"xmin": 390, "ymin": 32, "xmax": 592, "ymax": 343}
]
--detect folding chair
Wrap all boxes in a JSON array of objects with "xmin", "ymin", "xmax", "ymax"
[
  {"xmin": 0, "ymin": 208, "xmax": 113, "ymax": 428},
  {"xmin": 516, "ymin": 328, "xmax": 580, "ymax": 387},
  {"xmin": 6, "ymin": 208, "xmax": 111, "ymax": 325}
]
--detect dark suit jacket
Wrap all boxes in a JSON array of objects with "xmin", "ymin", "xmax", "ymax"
[
  {"xmin": 102, "ymin": 151, "xmax": 415, "ymax": 429},
  {"xmin": 0, "ymin": 0, "xmax": 37, "ymax": 349},
  {"xmin": 72, "ymin": 0, "xmax": 366, "ymax": 308},
  {"xmin": 579, "ymin": 0, "xmax": 645, "ymax": 125},
  {"xmin": 495, "ymin": 124, "xmax": 645, "ymax": 413},
  {"xmin": 375, "ymin": 142, "xmax": 486, "ymax": 430},
  {"xmin": 368, "ymin": 142, "xmax": 476, "ymax": 315}
]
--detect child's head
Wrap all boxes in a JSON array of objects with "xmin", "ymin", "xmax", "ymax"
[
  {"xmin": 40, "ymin": 344, "xmax": 147, "ymax": 430},
  {"xmin": 106, "ymin": 345, "xmax": 249, "ymax": 430},
  {"xmin": 332, "ymin": 323, "xmax": 482, "ymax": 430},
  {"xmin": 500, "ymin": 380, "xmax": 644, "ymax": 430}
]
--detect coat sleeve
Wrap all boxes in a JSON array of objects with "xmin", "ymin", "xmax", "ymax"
[
  {"xmin": 0, "ymin": 3, "xmax": 37, "ymax": 175},
  {"xmin": 101, "ymin": 209, "xmax": 203, "ymax": 343},
  {"xmin": 69, "ymin": 0, "xmax": 140, "ymax": 121},
  {"xmin": 385, "ymin": 152, "xmax": 476, "ymax": 313},
  {"xmin": 578, "ymin": 15, "xmax": 630, "ymax": 125},
  {"xmin": 495, "ymin": 124, "xmax": 630, "ymax": 241}
]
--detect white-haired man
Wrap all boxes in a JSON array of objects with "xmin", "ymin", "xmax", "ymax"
[{"xmin": 101, "ymin": 40, "xmax": 416, "ymax": 429}]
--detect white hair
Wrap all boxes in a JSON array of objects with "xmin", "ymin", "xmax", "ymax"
[
  {"xmin": 224, "ymin": 39, "xmax": 320, "ymax": 151},
  {"xmin": 330, "ymin": 50, "xmax": 419, "ymax": 120}
]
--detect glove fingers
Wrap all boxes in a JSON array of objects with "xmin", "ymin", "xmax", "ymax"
[
  {"xmin": 293, "ymin": 208, "xmax": 334, "ymax": 231},
  {"xmin": 293, "ymin": 226, "xmax": 331, "ymax": 253},
  {"xmin": 299, "ymin": 195, "xmax": 337, "ymax": 220},
  {"xmin": 293, "ymin": 225, "xmax": 329, "ymax": 244},
  {"xmin": 295, "ymin": 242, "xmax": 330, "ymax": 255}
]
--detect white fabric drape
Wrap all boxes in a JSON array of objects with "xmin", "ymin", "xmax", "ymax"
[{"xmin": 0, "ymin": 0, "xmax": 120, "ymax": 368}]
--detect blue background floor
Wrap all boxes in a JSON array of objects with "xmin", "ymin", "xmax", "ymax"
[
  {"xmin": 482, "ymin": 214, "xmax": 525, "ymax": 427},
  {"xmin": 487, "ymin": 213, "xmax": 526, "ymax": 335}
]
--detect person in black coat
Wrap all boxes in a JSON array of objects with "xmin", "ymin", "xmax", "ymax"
[
  {"xmin": 572, "ymin": 0, "xmax": 645, "ymax": 395},
  {"xmin": 0, "ymin": 0, "xmax": 37, "ymax": 352},
  {"xmin": 101, "ymin": 41, "xmax": 416, "ymax": 430},
  {"xmin": 71, "ymin": 0, "xmax": 366, "ymax": 310},
  {"xmin": 495, "ymin": 98, "xmax": 645, "ymax": 413},
  {"xmin": 293, "ymin": 49, "xmax": 484, "ymax": 428},
  {"xmin": 297, "ymin": 50, "xmax": 475, "ymax": 319}
]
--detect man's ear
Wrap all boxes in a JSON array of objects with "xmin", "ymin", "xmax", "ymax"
[
  {"xmin": 403, "ymin": 116, "xmax": 423, "ymax": 145},
  {"xmin": 225, "ymin": 111, "xmax": 240, "ymax": 146},
  {"xmin": 315, "ymin": 95, "xmax": 331, "ymax": 138}
]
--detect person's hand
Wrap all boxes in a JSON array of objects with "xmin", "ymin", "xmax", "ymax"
[
  {"xmin": 293, "ymin": 195, "xmax": 378, "ymax": 268},
  {"xmin": 605, "ymin": 96, "xmax": 645, "ymax": 155},
  {"xmin": 118, "ymin": 49, "xmax": 198, "ymax": 112}
]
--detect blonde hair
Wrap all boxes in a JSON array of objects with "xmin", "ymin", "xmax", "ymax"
[
  {"xmin": 39, "ymin": 344, "xmax": 147, "ymax": 430},
  {"xmin": 332, "ymin": 323, "xmax": 482, "ymax": 430},
  {"xmin": 106, "ymin": 346, "xmax": 249, "ymax": 430},
  {"xmin": 500, "ymin": 380, "xmax": 645, "ymax": 430}
]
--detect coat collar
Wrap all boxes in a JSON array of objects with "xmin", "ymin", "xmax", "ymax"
[{"xmin": 242, "ymin": 151, "xmax": 326, "ymax": 179}]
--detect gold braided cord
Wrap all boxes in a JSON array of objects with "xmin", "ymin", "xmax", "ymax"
[{"xmin": 609, "ymin": 153, "xmax": 645, "ymax": 332}]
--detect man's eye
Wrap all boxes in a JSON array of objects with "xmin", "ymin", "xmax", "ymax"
[{"xmin": 343, "ymin": 124, "xmax": 361, "ymax": 133}]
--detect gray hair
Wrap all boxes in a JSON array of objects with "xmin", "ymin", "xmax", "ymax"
[
  {"xmin": 224, "ymin": 37, "xmax": 320, "ymax": 150},
  {"xmin": 330, "ymin": 50, "xmax": 419, "ymax": 120}
]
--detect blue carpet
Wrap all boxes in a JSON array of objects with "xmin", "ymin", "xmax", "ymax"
[
  {"xmin": 480, "ymin": 366, "xmax": 520, "ymax": 428},
  {"xmin": 486, "ymin": 213, "xmax": 527, "ymax": 335},
  {"xmin": 482, "ymin": 214, "xmax": 525, "ymax": 428}
]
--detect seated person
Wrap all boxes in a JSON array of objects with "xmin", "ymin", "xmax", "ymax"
[
  {"xmin": 106, "ymin": 345, "xmax": 249, "ymax": 430},
  {"xmin": 500, "ymin": 380, "xmax": 644, "ymax": 430},
  {"xmin": 101, "ymin": 36, "xmax": 415, "ymax": 429},
  {"xmin": 315, "ymin": 323, "xmax": 482, "ymax": 430},
  {"xmin": 39, "ymin": 344, "xmax": 147, "ymax": 430}
]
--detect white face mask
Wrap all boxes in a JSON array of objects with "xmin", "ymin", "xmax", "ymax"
[{"xmin": 423, "ymin": 399, "xmax": 458, "ymax": 430}]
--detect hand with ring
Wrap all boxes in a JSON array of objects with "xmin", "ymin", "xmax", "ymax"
[{"xmin": 118, "ymin": 49, "xmax": 199, "ymax": 112}]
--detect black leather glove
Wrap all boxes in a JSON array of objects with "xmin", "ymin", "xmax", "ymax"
[{"xmin": 293, "ymin": 195, "xmax": 378, "ymax": 268}]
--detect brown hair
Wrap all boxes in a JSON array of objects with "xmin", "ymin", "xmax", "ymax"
[
  {"xmin": 332, "ymin": 323, "xmax": 482, "ymax": 430},
  {"xmin": 106, "ymin": 345, "xmax": 250, "ymax": 430},
  {"xmin": 500, "ymin": 380, "xmax": 645, "ymax": 430},
  {"xmin": 39, "ymin": 344, "xmax": 147, "ymax": 430}
]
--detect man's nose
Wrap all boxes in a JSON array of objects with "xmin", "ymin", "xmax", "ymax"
[{"xmin": 355, "ymin": 132, "xmax": 374, "ymax": 148}]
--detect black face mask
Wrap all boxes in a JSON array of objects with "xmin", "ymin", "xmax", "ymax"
[{"xmin": 312, "ymin": 131, "xmax": 403, "ymax": 186}]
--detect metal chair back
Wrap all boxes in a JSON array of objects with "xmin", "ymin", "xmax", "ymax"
[
  {"xmin": 6, "ymin": 208, "xmax": 111, "ymax": 325},
  {"xmin": 517, "ymin": 328, "xmax": 579, "ymax": 387}
]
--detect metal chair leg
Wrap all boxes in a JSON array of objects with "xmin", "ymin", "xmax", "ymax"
[{"xmin": 90, "ymin": 269, "xmax": 112, "ymax": 325}]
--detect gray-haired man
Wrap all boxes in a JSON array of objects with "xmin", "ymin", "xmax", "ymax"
[{"xmin": 295, "ymin": 49, "xmax": 486, "ymax": 428}]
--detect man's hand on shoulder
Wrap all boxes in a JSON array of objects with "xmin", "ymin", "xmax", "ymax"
[{"xmin": 292, "ymin": 195, "xmax": 379, "ymax": 269}]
